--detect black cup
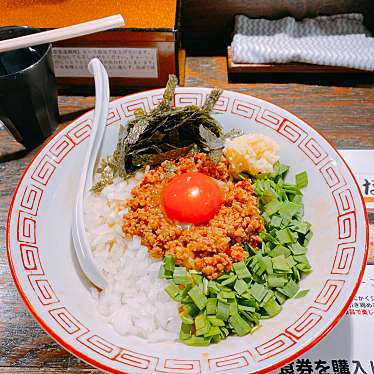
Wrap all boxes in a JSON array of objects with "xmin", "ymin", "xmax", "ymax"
[{"xmin": 0, "ymin": 26, "xmax": 59, "ymax": 149}]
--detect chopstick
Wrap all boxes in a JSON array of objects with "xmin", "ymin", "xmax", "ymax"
[{"xmin": 0, "ymin": 14, "xmax": 125, "ymax": 53}]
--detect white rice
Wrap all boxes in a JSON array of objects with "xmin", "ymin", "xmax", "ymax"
[{"xmin": 84, "ymin": 174, "xmax": 180, "ymax": 342}]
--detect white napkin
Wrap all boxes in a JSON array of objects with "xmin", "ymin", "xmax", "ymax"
[{"xmin": 231, "ymin": 14, "xmax": 374, "ymax": 71}]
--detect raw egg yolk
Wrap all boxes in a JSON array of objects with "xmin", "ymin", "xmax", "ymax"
[{"xmin": 162, "ymin": 172, "xmax": 222, "ymax": 224}]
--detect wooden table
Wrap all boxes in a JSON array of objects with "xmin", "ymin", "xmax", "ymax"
[{"xmin": 1, "ymin": 56, "xmax": 373, "ymax": 373}]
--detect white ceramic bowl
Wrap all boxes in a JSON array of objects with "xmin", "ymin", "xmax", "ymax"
[{"xmin": 7, "ymin": 87, "xmax": 368, "ymax": 373}]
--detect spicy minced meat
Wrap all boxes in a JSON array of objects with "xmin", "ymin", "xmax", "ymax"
[{"xmin": 122, "ymin": 153, "xmax": 264, "ymax": 279}]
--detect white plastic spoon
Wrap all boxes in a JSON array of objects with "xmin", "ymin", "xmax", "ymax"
[{"xmin": 72, "ymin": 58, "xmax": 109, "ymax": 289}]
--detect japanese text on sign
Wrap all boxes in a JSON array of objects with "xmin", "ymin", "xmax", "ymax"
[
  {"xmin": 362, "ymin": 178, "xmax": 374, "ymax": 197},
  {"xmin": 52, "ymin": 48, "xmax": 158, "ymax": 78},
  {"xmin": 279, "ymin": 359, "xmax": 374, "ymax": 374}
]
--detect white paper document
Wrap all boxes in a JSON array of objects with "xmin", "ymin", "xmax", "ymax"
[
  {"xmin": 52, "ymin": 47, "xmax": 159, "ymax": 78},
  {"xmin": 273, "ymin": 265, "xmax": 374, "ymax": 373},
  {"xmin": 339, "ymin": 150, "xmax": 374, "ymax": 212}
]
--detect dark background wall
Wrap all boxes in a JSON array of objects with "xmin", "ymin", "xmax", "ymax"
[{"xmin": 182, "ymin": 0, "xmax": 374, "ymax": 55}]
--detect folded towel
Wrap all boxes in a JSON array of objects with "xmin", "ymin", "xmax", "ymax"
[
  {"xmin": 231, "ymin": 14, "xmax": 374, "ymax": 71},
  {"xmin": 234, "ymin": 14, "xmax": 371, "ymax": 37}
]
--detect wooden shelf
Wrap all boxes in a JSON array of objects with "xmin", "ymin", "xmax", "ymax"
[{"xmin": 227, "ymin": 46, "xmax": 371, "ymax": 75}]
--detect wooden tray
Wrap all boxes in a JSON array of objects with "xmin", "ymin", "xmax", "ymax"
[{"xmin": 227, "ymin": 46, "xmax": 372, "ymax": 79}]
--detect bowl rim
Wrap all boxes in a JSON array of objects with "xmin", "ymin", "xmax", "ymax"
[{"xmin": 6, "ymin": 86, "xmax": 369, "ymax": 374}]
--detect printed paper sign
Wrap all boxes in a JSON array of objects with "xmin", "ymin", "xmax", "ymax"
[
  {"xmin": 339, "ymin": 150, "xmax": 374, "ymax": 211},
  {"xmin": 273, "ymin": 265, "xmax": 374, "ymax": 373},
  {"xmin": 52, "ymin": 47, "xmax": 158, "ymax": 78}
]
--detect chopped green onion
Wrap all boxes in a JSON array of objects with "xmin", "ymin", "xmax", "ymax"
[
  {"xmin": 261, "ymin": 191, "xmax": 275, "ymax": 205},
  {"xmin": 292, "ymin": 195, "xmax": 303, "ymax": 204},
  {"xmin": 304, "ymin": 230, "xmax": 313, "ymax": 245},
  {"xmin": 281, "ymin": 216, "xmax": 292, "ymax": 227},
  {"xmin": 208, "ymin": 280, "xmax": 220, "ymax": 294},
  {"xmin": 270, "ymin": 215, "xmax": 283, "ymax": 228},
  {"xmin": 276, "ymin": 228, "xmax": 294, "ymax": 244},
  {"xmin": 286, "ymin": 256, "xmax": 297, "ymax": 268},
  {"xmin": 271, "ymin": 162, "xmax": 289, "ymax": 179},
  {"xmin": 188, "ymin": 285, "xmax": 208, "ymax": 310},
  {"xmin": 241, "ymin": 290, "xmax": 255, "ymax": 300},
  {"xmin": 229, "ymin": 300, "xmax": 238, "ymax": 315},
  {"xmin": 221, "ymin": 275, "xmax": 237, "ymax": 286},
  {"xmin": 262, "ymin": 256, "xmax": 273, "ymax": 274},
  {"xmin": 263, "ymin": 297, "xmax": 282, "ymax": 317},
  {"xmin": 173, "ymin": 267, "xmax": 190, "ymax": 285},
  {"xmin": 265, "ymin": 200, "xmax": 283, "ymax": 216},
  {"xmin": 297, "ymin": 263, "xmax": 312, "ymax": 273},
  {"xmin": 249, "ymin": 255, "xmax": 267, "ymax": 276},
  {"xmin": 183, "ymin": 336, "xmax": 211, "ymax": 346},
  {"xmin": 279, "ymin": 202, "xmax": 301, "ymax": 218},
  {"xmin": 275, "ymin": 290, "xmax": 287, "ymax": 305},
  {"xmin": 183, "ymin": 303, "xmax": 200, "ymax": 317},
  {"xmin": 159, "ymin": 264, "xmax": 173, "ymax": 279},
  {"xmin": 233, "ymin": 261, "xmax": 252, "ymax": 279},
  {"xmin": 217, "ymin": 274, "xmax": 231, "ymax": 281},
  {"xmin": 260, "ymin": 290, "xmax": 274, "ymax": 307},
  {"xmin": 244, "ymin": 243, "xmax": 257, "ymax": 256},
  {"xmin": 179, "ymin": 323, "xmax": 192, "ymax": 340},
  {"xmin": 202, "ymin": 277, "xmax": 209, "ymax": 295},
  {"xmin": 293, "ymin": 254, "xmax": 310, "ymax": 264},
  {"xmin": 207, "ymin": 316, "xmax": 225, "ymax": 326},
  {"xmin": 181, "ymin": 295, "xmax": 193, "ymax": 304},
  {"xmin": 296, "ymin": 171, "xmax": 308, "ymax": 189},
  {"xmin": 165, "ymin": 283, "xmax": 180, "ymax": 300},
  {"xmin": 206, "ymin": 298, "xmax": 217, "ymax": 315},
  {"xmin": 220, "ymin": 290, "xmax": 236, "ymax": 299},
  {"xmin": 195, "ymin": 313, "xmax": 210, "ymax": 336},
  {"xmin": 291, "ymin": 221, "xmax": 311, "ymax": 234},
  {"xmin": 229, "ymin": 313, "xmax": 251, "ymax": 336},
  {"xmin": 283, "ymin": 184, "xmax": 301, "ymax": 196},
  {"xmin": 272, "ymin": 255, "xmax": 291, "ymax": 273},
  {"xmin": 204, "ymin": 326, "xmax": 221, "ymax": 337},
  {"xmin": 241, "ymin": 310, "xmax": 260, "ymax": 324},
  {"xmin": 164, "ymin": 255, "xmax": 176, "ymax": 273},
  {"xmin": 220, "ymin": 326, "xmax": 230, "ymax": 337},
  {"xmin": 191, "ymin": 273, "xmax": 203, "ymax": 285},
  {"xmin": 269, "ymin": 245, "xmax": 291, "ymax": 258},
  {"xmin": 180, "ymin": 283, "xmax": 193, "ymax": 299},
  {"xmin": 292, "ymin": 266, "xmax": 301, "ymax": 282},
  {"xmin": 278, "ymin": 279, "xmax": 299, "ymax": 298},
  {"xmin": 180, "ymin": 313, "xmax": 194, "ymax": 324},
  {"xmin": 189, "ymin": 269, "xmax": 202, "ymax": 275},
  {"xmin": 267, "ymin": 274, "xmax": 288, "ymax": 288},
  {"xmin": 290, "ymin": 242, "xmax": 307, "ymax": 255},
  {"xmin": 263, "ymin": 297, "xmax": 281, "ymax": 317},
  {"xmin": 295, "ymin": 289, "xmax": 310, "ymax": 298},
  {"xmin": 238, "ymin": 304, "xmax": 255, "ymax": 312},
  {"xmin": 234, "ymin": 279, "xmax": 248, "ymax": 295},
  {"xmin": 212, "ymin": 334, "xmax": 222, "ymax": 343},
  {"xmin": 239, "ymin": 298, "xmax": 257, "ymax": 308},
  {"xmin": 250, "ymin": 283, "xmax": 267, "ymax": 303},
  {"xmin": 216, "ymin": 300, "xmax": 230, "ymax": 321}
]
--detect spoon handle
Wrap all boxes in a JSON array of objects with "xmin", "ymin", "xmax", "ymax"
[
  {"xmin": 84, "ymin": 59, "xmax": 110, "ymax": 194},
  {"xmin": 72, "ymin": 58, "xmax": 110, "ymax": 290},
  {"xmin": 0, "ymin": 15, "xmax": 124, "ymax": 53}
]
